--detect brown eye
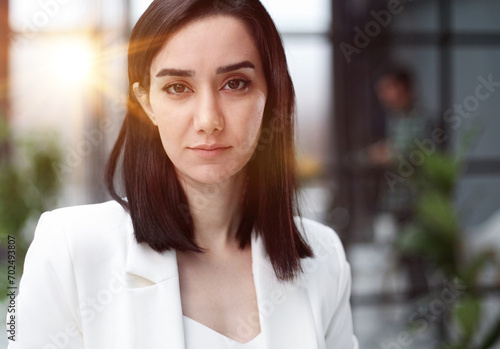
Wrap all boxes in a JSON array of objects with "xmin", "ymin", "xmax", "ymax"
[
  {"xmin": 163, "ymin": 83, "xmax": 192, "ymax": 95},
  {"xmin": 222, "ymin": 78, "xmax": 251, "ymax": 91},
  {"xmin": 228, "ymin": 80, "xmax": 240, "ymax": 89},
  {"xmin": 173, "ymin": 84, "xmax": 185, "ymax": 93}
]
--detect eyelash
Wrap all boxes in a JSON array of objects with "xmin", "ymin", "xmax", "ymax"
[
  {"xmin": 162, "ymin": 83, "xmax": 192, "ymax": 95},
  {"xmin": 222, "ymin": 78, "xmax": 251, "ymax": 91},
  {"xmin": 162, "ymin": 78, "xmax": 251, "ymax": 95}
]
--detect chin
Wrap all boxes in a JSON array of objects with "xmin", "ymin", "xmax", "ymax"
[{"xmin": 175, "ymin": 163, "xmax": 246, "ymax": 186}]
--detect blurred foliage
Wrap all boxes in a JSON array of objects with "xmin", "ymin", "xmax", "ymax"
[
  {"xmin": 0, "ymin": 116, "xmax": 62, "ymax": 299},
  {"xmin": 396, "ymin": 145, "xmax": 500, "ymax": 349}
]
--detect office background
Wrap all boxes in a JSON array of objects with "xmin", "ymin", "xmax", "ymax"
[{"xmin": 1, "ymin": 0, "xmax": 499, "ymax": 347}]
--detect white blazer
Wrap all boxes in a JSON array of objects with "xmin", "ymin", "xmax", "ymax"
[{"xmin": 8, "ymin": 200, "xmax": 358, "ymax": 348}]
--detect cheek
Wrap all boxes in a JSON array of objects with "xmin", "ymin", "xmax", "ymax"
[
  {"xmin": 155, "ymin": 116, "xmax": 180, "ymax": 146},
  {"xmin": 150, "ymin": 96, "xmax": 189, "ymax": 144},
  {"xmin": 238, "ymin": 95, "xmax": 266, "ymax": 146},
  {"xmin": 248, "ymin": 117, "xmax": 263, "ymax": 150},
  {"xmin": 153, "ymin": 117, "xmax": 190, "ymax": 162}
]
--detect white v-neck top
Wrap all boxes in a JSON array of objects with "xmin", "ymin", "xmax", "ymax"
[{"xmin": 183, "ymin": 315, "xmax": 263, "ymax": 349}]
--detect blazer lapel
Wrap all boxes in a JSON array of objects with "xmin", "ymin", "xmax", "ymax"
[
  {"xmin": 115, "ymin": 225, "xmax": 318, "ymax": 349},
  {"xmin": 251, "ymin": 233, "xmax": 319, "ymax": 349},
  {"xmin": 116, "ymin": 227, "xmax": 185, "ymax": 349}
]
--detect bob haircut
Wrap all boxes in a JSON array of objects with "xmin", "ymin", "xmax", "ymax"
[{"xmin": 105, "ymin": 0, "xmax": 313, "ymax": 282}]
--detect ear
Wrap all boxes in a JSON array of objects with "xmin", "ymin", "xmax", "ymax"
[{"xmin": 132, "ymin": 82, "xmax": 157, "ymax": 126}]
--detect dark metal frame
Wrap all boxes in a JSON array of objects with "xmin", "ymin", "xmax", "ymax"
[
  {"xmin": 329, "ymin": 0, "xmax": 500, "ymax": 343},
  {"xmin": 330, "ymin": 0, "xmax": 500, "ymax": 243}
]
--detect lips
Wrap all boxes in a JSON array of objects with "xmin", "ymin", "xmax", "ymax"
[
  {"xmin": 191, "ymin": 144, "xmax": 228, "ymax": 150},
  {"xmin": 189, "ymin": 144, "xmax": 230, "ymax": 158}
]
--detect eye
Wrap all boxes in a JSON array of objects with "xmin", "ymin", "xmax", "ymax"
[
  {"xmin": 222, "ymin": 78, "xmax": 251, "ymax": 91},
  {"xmin": 163, "ymin": 83, "xmax": 193, "ymax": 95}
]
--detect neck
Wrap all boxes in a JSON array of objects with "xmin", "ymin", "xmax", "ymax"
[{"xmin": 179, "ymin": 169, "xmax": 247, "ymax": 253}]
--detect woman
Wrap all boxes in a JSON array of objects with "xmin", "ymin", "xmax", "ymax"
[{"xmin": 9, "ymin": 1, "xmax": 358, "ymax": 348}]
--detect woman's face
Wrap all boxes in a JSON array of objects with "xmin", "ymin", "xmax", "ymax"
[{"xmin": 134, "ymin": 15, "xmax": 268, "ymax": 185}]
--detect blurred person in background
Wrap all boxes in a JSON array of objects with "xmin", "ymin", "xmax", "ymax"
[
  {"xmin": 368, "ymin": 66, "xmax": 434, "ymax": 299},
  {"xmin": 7, "ymin": 1, "xmax": 358, "ymax": 348}
]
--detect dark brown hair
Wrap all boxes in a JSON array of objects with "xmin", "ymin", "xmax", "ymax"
[{"xmin": 105, "ymin": 0, "xmax": 313, "ymax": 281}]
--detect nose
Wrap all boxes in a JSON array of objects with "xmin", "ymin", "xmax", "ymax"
[{"xmin": 193, "ymin": 89, "xmax": 224, "ymax": 134}]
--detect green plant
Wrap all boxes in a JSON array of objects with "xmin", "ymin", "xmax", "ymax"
[
  {"xmin": 397, "ymin": 149, "xmax": 500, "ymax": 349},
  {"xmin": 0, "ymin": 117, "xmax": 62, "ymax": 298}
]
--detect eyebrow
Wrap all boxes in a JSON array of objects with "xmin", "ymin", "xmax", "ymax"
[
  {"xmin": 216, "ymin": 61, "xmax": 255, "ymax": 74},
  {"xmin": 155, "ymin": 60, "xmax": 255, "ymax": 78},
  {"xmin": 156, "ymin": 68, "xmax": 194, "ymax": 78}
]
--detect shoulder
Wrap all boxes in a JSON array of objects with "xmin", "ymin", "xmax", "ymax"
[
  {"xmin": 32, "ymin": 200, "xmax": 131, "ymax": 266},
  {"xmin": 40, "ymin": 200, "xmax": 130, "ymax": 237},
  {"xmin": 295, "ymin": 217, "xmax": 346, "ymax": 263},
  {"xmin": 44, "ymin": 199, "xmax": 129, "ymax": 227},
  {"xmin": 293, "ymin": 217, "xmax": 351, "ymax": 301}
]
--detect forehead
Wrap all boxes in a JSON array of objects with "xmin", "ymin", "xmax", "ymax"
[{"xmin": 151, "ymin": 15, "xmax": 261, "ymax": 74}]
